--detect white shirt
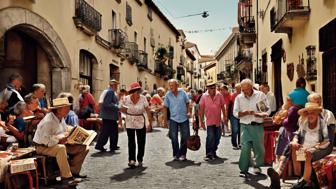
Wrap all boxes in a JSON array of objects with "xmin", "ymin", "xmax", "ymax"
[
  {"xmin": 33, "ymin": 112, "xmax": 68, "ymax": 147},
  {"xmin": 301, "ymin": 120, "xmax": 321, "ymax": 149},
  {"xmin": 98, "ymin": 89, "xmax": 108, "ymax": 104},
  {"xmin": 122, "ymin": 95, "xmax": 149, "ymax": 129},
  {"xmin": 266, "ymin": 91, "xmax": 277, "ymax": 112},
  {"xmin": 233, "ymin": 90, "xmax": 271, "ymax": 124}
]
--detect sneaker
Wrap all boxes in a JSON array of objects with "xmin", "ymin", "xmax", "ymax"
[
  {"xmin": 179, "ymin": 155, "xmax": 187, "ymax": 161},
  {"xmin": 95, "ymin": 147, "xmax": 107, "ymax": 152},
  {"xmin": 128, "ymin": 160, "xmax": 136, "ymax": 168},
  {"xmin": 232, "ymin": 146, "xmax": 240, "ymax": 150},
  {"xmin": 137, "ymin": 161, "xmax": 143, "ymax": 167},
  {"xmin": 267, "ymin": 168, "xmax": 280, "ymax": 189},
  {"xmin": 204, "ymin": 155, "xmax": 214, "ymax": 161},
  {"xmin": 253, "ymin": 167, "xmax": 262, "ymax": 174},
  {"xmin": 213, "ymin": 154, "xmax": 219, "ymax": 159},
  {"xmin": 290, "ymin": 179, "xmax": 310, "ymax": 189},
  {"xmin": 173, "ymin": 156, "xmax": 179, "ymax": 161},
  {"xmin": 239, "ymin": 171, "xmax": 249, "ymax": 178}
]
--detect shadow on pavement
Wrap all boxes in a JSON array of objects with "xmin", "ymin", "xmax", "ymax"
[
  {"xmin": 165, "ymin": 160, "xmax": 201, "ymax": 169},
  {"xmin": 243, "ymin": 173, "xmax": 269, "ymax": 189},
  {"xmin": 91, "ymin": 151, "xmax": 120, "ymax": 157},
  {"xmin": 110, "ymin": 167, "xmax": 147, "ymax": 182},
  {"xmin": 207, "ymin": 157, "xmax": 228, "ymax": 165}
]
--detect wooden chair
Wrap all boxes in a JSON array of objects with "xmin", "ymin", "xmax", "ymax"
[{"xmin": 35, "ymin": 155, "xmax": 59, "ymax": 185}]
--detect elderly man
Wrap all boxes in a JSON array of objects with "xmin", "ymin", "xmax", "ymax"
[
  {"xmin": 95, "ymin": 79, "xmax": 120, "ymax": 152},
  {"xmin": 3, "ymin": 73, "xmax": 24, "ymax": 113},
  {"xmin": 233, "ymin": 79, "xmax": 270, "ymax": 177},
  {"xmin": 164, "ymin": 79, "xmax": 191, "ymax": 161},
  {"xmin": 260, "ymin": 83, "xmax": 277, "ymax": 116},
  {"xmin": 199, "ymin": 82, "xmax": 226, "ymax": 161},
  {"xmin": 33, "ymin": 97, "xmax": 89, "ymax": 186}
]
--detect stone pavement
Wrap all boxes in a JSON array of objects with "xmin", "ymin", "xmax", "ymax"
[{"xmin": 43, "ymin": 127, "xmax": 298, "ymax": 189}]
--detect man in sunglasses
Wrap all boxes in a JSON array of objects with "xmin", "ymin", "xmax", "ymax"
[{"xmin": 199, "ymin": 82, "xmax": 226, "ymax": 161}]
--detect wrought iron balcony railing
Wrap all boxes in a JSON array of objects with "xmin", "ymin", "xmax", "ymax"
[
  {"xmin": 271, "ymin": 0, "xmax": 310, "ymax": 38},
  {"xmin": 137, "ymin": 50, "xmax": 148, "ymax": 71},
  {"xmin": 123, "ymin": 42, "xmax": 139, "ymax": 64},
  {"xmin": 73, "ymin": 0, "xmax": 101, "ymax": 35},
  {"xmin": 108, "ymin": 29, "xmax": 128, "ymax": 49},
  {"xmin": 239, "ymin": 16, "xmax": 255, "ymax": 33}
]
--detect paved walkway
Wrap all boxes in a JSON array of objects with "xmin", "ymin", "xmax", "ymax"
[{"xmin": 44, "ymin": 127, "xmax": 297, "ymax": 189}]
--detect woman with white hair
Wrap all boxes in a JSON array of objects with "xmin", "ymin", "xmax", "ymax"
[{"xmin": 77, "ymin": 85, "xmax": 98, "ymax": 119}]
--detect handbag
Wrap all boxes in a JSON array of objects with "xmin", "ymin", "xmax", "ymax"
[{"xmin": 187, "ymin": 127, "xmax": 201, "ymax": 151}]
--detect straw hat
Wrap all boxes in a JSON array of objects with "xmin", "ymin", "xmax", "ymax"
[
  {"xmin": 50, "ymin": 97, "xmax": 71, "ymax": 109},
  {"xmin": 298, "ymin": 102, "xmax": 322, "ymax": 116},
  {"xmin": 109, "ymin": 79, "xmax": 120, "ymax": 85}
]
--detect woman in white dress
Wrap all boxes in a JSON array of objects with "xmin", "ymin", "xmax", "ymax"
[{"xmin": 120, "ymin": 82, "xmax": 152, "ymax": 168}]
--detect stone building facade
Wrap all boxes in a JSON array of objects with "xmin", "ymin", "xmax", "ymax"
[{"xmin": 0, "ymin": 0, "xmax": 185, "ymax": 100}]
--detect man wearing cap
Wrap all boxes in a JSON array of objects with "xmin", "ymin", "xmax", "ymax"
[
  {"xmin": 199, "ymin": 82, "xmax": 226, "ymax": 161},
  {"xmin": 33, "ymin": 97, "xmax": 89, "ymax": 186},
  {"xmin": 233, "ymin": 79, "xmax": 271, "ymax": 177},
  {"xmin": 95, "ymin": 79, "xmax": 120, "ymax": 152},
  {"xmin": 163, "ymin": 79, "xmax": 191, "ymax": 161}
]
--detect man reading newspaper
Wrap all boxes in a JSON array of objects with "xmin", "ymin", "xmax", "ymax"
[{"xmin": 33, "ymin": 97, "xmax": 89, "ymax": 186}]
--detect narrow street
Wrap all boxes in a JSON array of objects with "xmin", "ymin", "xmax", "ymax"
[{"xmin": 54, "ymin": 127, "xmax": 295, "ymax": 189}]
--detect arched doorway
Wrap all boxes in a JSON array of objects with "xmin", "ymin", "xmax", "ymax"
[{"xmin": 0, "ymin": 7, "xmax": 71, "ymax": 99}]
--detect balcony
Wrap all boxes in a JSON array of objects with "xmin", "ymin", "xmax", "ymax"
[
  {"xmin": 123, "ymin": 42, "xmax": 139, "ymax": 64},
  {"xmin": 239, "ymin": 16, "xmax": 256, "ymax": 48},
  {"xmin": 235, "ymin": 50, "xmax": 253, "ymax": 75},
  {"xmin": 154, "ymin": 60, "xmax": 165, "ymax": 75},
  {"xmin": 137, "ymin": 50, "xmax": 148, "ymax": 71},
  {"xmin": 164, "ymin": 66, "xmax": 174, "ymax": 80},
  {"xmin": 73, "ymin": 0, "xmax": 102, "ymax": 36},
  {"xmin": 271, "ymin": 0, "xmax": 310, "ymax": 39},
  {"xmin": 109, "ymin": 29, "xmax": 128, "ymax": 50}
]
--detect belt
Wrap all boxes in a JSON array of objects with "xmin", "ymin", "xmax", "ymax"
[
  {"xmin": 33, "ymin": 142, "xmax": 48, "ymax": 147},
  {"xmin": 250, "ymin": 121, "xmax": 263, "ymax": 126}
]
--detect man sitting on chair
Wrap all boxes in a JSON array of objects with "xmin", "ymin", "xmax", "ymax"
[{"xmin": 33, "ymin": 97, "xmax": 89, "ymax": 186}]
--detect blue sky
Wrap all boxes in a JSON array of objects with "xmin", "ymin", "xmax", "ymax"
[{"xmin": 153, "ymin": 0, "xmax": 238, "ymax": 55}]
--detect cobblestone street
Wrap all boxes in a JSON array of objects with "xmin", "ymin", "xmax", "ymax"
[{"xmin": 42, "ymin": 126, "xmax": 296, "ymax": 189}]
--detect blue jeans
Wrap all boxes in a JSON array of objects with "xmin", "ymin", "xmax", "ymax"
[
  {"xmin": 230, "ymin": 115, "xmax": 240, "ymax": 147},
  {"xmin": 206, "ymin": 126, "xmax": 221, "ymax": 156},
  {"xmin": 169, "ymin": 119, "xmax": 190, "ymax": 157}
]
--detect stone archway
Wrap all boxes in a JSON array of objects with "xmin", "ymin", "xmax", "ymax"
[{"xmin": 0, "ymin": 7, "xmax": 71, "ymax": 98}]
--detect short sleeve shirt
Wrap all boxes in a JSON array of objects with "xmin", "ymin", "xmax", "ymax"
[
  {"xmin": 122, "ymin": 95, "xmax": 148, "ymax": 129},
  {"xmin": 199, "ymin": 91, "xmax": 225, "ymax": 126},
  {"xmin": 164, "ymin": 89, "xmax": 189, "ymax": 123}
]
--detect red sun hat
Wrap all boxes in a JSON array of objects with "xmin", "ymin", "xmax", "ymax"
[{"xmin": 129, "ymin": 82, "xmax": 142, "ymax": 93}]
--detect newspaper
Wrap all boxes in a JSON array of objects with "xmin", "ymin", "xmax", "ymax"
[
  {"xmin": 296, "ymin": 148, "xmax": 306, "ymax": 161},
  {"xmin": 9, "ymin": 158, "xmax": 36, "ymax": 174},
  {"xmin": 256, "ymin": 100, "xmax": 269, "ymax": 112},
  {"xmin": 67, "ymin": 126, "xmax": 97, "ymax": 145}
]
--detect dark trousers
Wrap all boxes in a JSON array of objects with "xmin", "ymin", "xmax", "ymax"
[
  {"xmin": 95, "ymin": 119, "xmax": 118, "ymax": 150},
  {"xmin": 126, "ymin": 127, "xmax": 146, "ymax": 162},
  {"xmin": 206, "ymin": 126, "xmax": 221, "ymax": 156},
  {"xmin": 230, "ymin": 115, "xmax": 240, "ymax": 147}
]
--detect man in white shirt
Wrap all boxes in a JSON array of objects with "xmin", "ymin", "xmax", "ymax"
[
  {"xmin": 33, "ymin": 97, "xmax": 89, "ymax": 186},
  {"xmin": 233, "ymin": 79, "xmax": 270, "ymax": 177},
  {"xmin": 260, "ymin": 83, "xmax": 277, "ymax": 116}
]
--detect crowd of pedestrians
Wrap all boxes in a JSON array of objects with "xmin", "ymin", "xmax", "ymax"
[{"xmin": 0, "ymin": 72, "xmax": 335, "ymax": 189}]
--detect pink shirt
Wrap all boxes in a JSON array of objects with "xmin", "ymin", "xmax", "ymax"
[{"xmin": 199, "ymin": 91, "xmax": 225, "ymax": 127}]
